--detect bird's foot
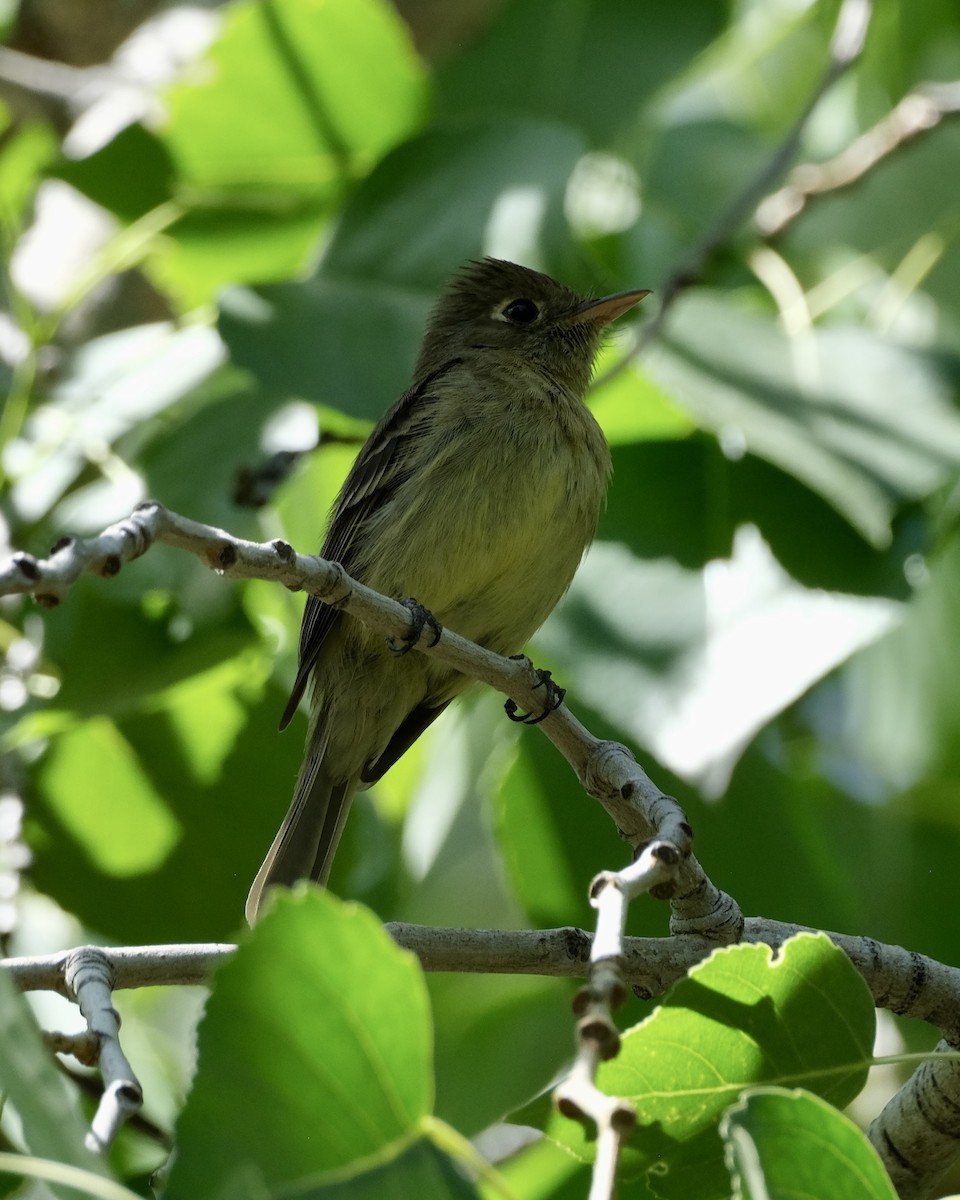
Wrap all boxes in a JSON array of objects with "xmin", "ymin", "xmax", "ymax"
[
  {"xmin": 505, "ymin": 659, "xmax": 566, "ymax": 725},
  {"xmin": 387, "ymin": 597, "xmax": 443, "ymax": 656}
]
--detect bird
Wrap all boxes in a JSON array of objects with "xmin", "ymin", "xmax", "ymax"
[{"xmin": 245, "ymin": 258, "xmax": 649, "ymax": 922}]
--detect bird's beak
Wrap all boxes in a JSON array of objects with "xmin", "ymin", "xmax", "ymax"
[{"xmin": 570, "ymin": 288, "xmax": 651, "ymax": 326}]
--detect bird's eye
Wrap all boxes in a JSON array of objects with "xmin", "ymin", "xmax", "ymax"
[{"xmin": 501, "ymin": 298, "xmax": 540, "ymax": 324}]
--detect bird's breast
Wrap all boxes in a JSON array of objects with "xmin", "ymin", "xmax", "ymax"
[{"xmin": 355, "ymin": 375, "xmax": 610, "ymax": 654}]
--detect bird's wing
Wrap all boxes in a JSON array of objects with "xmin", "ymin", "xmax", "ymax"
[{"xmin": 279, "ymin": 362, "xmax": 458, "ymax": 730}]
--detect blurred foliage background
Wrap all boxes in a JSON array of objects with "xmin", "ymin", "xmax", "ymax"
[{"xmin": 1, "ymin": 0, "xmax": 960, "ymax": 1192}]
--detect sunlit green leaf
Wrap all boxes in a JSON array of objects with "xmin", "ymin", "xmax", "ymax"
[
  {"xmin": 532, "ymin": 934, "xmax": 874, "ymax": 1198},
  {"xmin": 649, "ymin": 294, "xmax": 960, "ymax": 547},
  {"xmin": 164, "ymin": 890, "xmax": 434, "ymax": 1197},
  {"xmin": 163, "ymin": 0, "xmax": 426, "ymax": 196},
  {"xmin": 721, "ymin": 1088, "xmax": 897, "ymax": 1200},
  {"xmin": 34, "ymin": 716, "xmax": 180, "ymax": 875}
]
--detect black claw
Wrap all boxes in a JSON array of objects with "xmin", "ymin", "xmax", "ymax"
[
  {"xmin": 387, "ymin": 597, "xmax": 443, "ymax": 656},
  {"xmin": 504, "ymin": 668, "xmax": 566, "ymax": 724}
]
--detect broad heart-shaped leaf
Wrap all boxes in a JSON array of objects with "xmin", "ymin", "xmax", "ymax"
[
  {"xmin": 721, "ymin": 1088, "xmax": 897, "ymax": 1200},
  {"xmin": 0, "ymin": 967, "xmax": 107, "ymax": 1184},
  {"xmin": 164, "ymin": 890, "xmax": 434, "ymax": 1198},
  {"xmin": 536, "ymin": 934, "xmax": 874, "ymax": 1200},
  {"xmin": 647, "ymin": 292, "xmax": 960, "ymax": 548}
]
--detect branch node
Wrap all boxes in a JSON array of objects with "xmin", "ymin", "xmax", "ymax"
[
  {"xmin": 44, "ymin": 1028, "xmax": 101, "ymax": 1066},
  {"xmin": 589, "ymin": 870, "xmax": 618, "ymax": 902},
  {"xmin": 325, "ymin": 561, "xmax": 353, "ymax": 608},
  {"xmin": 12, "ymin": 552, "xmax": 40, "ymax": 580},
  {"xmin": 583, "ymin": 740, "xmax": 635, "ymax": 801},
  {"xmin": 576, "ymin": 1016, "xmax": 621, "ymax": 1059},
  {"xmin": 214, "ymin": 541, "xmax": 238, "ymax": 570},
  {"xmin": 651, "ymin": 841, "xmax": 680, "ymax": 869},
  {"xmin": 271, "ymin": 539, "xmax": 295, "ymax": 562},
  {"xmin": 610, "ymin": 1102, "xmax": 637, "ymax": 1135},
  {"xmin": 555, "ymin": 1093, "xmax": 585, "ymax": 1122}
]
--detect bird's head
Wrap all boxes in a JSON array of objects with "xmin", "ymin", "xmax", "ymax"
[{"xmin": 416, "ymin": 258, "xmax": 650, "ymax": 394}]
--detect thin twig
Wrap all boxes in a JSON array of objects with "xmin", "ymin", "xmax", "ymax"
[
  {"xmin": 756, "ymin": 81, "xmax": 960, "ymax": 237},
  {"xmin": 552, "ymin": 845, "xmax": 677, "ymax": 1195}
]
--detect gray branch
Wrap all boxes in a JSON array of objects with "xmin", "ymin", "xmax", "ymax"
[
  {"xmin": 5, "ymin": 921, "xmax": 959, "ymax": 1025},
  {"xmin": 64, "ymin": 947, "xmax": 143, "ymax": 1152},
  {"xmin": 0, "ymin": 501, "xmax": 692, "ymax": 863}
]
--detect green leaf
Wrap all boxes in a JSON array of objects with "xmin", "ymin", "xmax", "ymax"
[
  {"xmin": 848, "ymin": 531, "xmax": 960, "ymax": 792},
  {"xmin": 721, "ymin": 1088, "xmax": 897, "ymax": 1200},
  {"xmin": 27, "ymin": 659, "xmax": 303, "ymax": 943},
  {"xmin": 538, "ymin": 934, "xmax": 875, "ymax": 1199},
  {"xmin": 322, "ymin": 118, "xmax": 589, "ymax": 288},
  {"xmin": 218, "ymin": 275, "xmax": 431, "ymax": 421},
  {"xmin": 429, "ymin": 972, "xmax": 576, "ymax": 1137},
  {"xmin": 164, "ymin": 889, "xmax": 434, "ymax": 1197},
  {"xmin": 151, "ymin": 204, "xmax": 334, "ymax": 308},
  {"xmin": 301, "ymin": 1137, "xmax": 480, "ymax": 1198},
  {"xmin": 124, "ymin": 0, "xmax": 428, "ymax": 303},
  {"xmin": 163, "ymin": 0, "xmax": 426, "ymax": 198},
  {"xmin": 648, "ymin": 293, "xmax": 960, "ymax": 547},
  {"xmin": 436, "ymin": 0, "xmax": 724, "ymax": 141},
  {"xmin": 0, "ymin": 968, "xmax": 105, "ymax": 1188},
  {"xmin": 540, "ymin": 532, "xmax": 900, "ymax": 790},
  {"xmin": 0, "ymin": 120, "xmax": 58, "ymax": 226},
  {"xmin": 33, "ymin": 716, "xmax": 180, "ymax": 876},
  {"xmin": 8, "ymin": 322, "xmax": 224, "ymax": 528},
  {"xmin": 57, "ymin": 123, "xmax": 174, "ymax": 222},
  {"xmin": 495, "ymin": 722, "xmax": 630, "ymax": 930},
  {"xmin": 600, "ymin": 434, "xmax": 920, "ymax": 596},
  {"xmin": 218, "ymin": 117, "xmax": 590, "ymax": 412},
  {"xmin": 788, "ymin": 121, "xmax": 960, "ymax": 325},
  {"xmin": 39, "ymin": 585, "xmax": 257, "ymax": 721}
]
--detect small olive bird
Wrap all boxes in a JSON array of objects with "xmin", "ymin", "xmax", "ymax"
[{"xmin": 246, "ymin": 258, "xmax": 648, "ymax": 922}]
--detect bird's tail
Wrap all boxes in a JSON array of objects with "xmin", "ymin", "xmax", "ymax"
[{"xmin": 245, "ymin": 736, "xmax": 355, "ymax": 924}]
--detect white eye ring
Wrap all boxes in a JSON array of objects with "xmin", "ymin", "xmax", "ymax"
[{"xmin": 494, "ymin": 298, "xmax": 541, "ymax": 324}]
